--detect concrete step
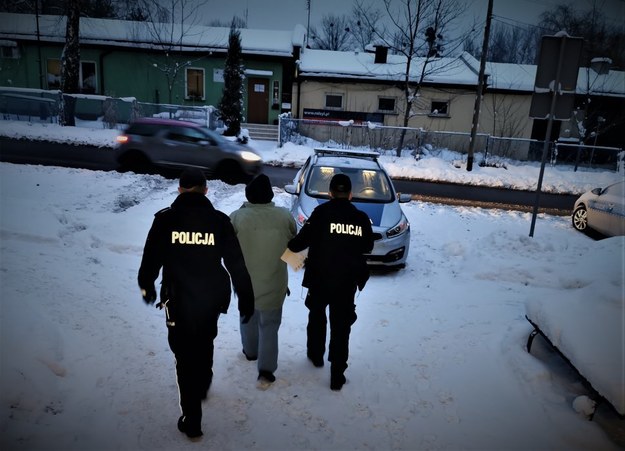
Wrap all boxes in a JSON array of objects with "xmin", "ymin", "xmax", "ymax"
[{"xmin": 243, "ymin": 123, "xmax": 279, "ymax": 141}]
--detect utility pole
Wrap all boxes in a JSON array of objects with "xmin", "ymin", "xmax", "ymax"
[{"xmin": 466, "ymin": 0, "xmax": 493, "ymax": 172}]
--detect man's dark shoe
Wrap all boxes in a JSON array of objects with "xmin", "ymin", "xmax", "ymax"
[
  {"xmin": 307, "ymin": 353, "xmax": 324, "ymax": 367},
  {"xmin": 242, "ymin": 349, "xmax": 258, "ymax": 361},
  {"xmin": 258, "ymin": 370, "xmax": 276, "ymax": 383},
  {"xmin": 330, "ymin": 374, "xmax": 346, "ymax": 391},
  {"xmin": 177, "ymin": 415, "xmax": 203, "ymax": 439}
]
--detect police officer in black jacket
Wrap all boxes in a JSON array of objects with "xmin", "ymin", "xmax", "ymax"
[
  {"xmin": 138, "ymin": 168, "xmax": 254, "ymax": 440},
  {"xmin": 288, "ymin": 173, "xmax": 374, "ymax": 390}
]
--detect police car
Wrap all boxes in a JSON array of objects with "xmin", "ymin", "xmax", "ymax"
[{"xmin": 284, "ymin": 148, "xmax": 411, "ymax": 268}]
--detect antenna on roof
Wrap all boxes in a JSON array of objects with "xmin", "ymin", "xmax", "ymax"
[{"xmin": 306, "ymin": 0, "xmax": 311, "ymax": 48}]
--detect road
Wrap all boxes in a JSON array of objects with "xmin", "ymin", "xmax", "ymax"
[{"xmin": 0, "ymin": 137, "xmax": 577, "ymax": 215}]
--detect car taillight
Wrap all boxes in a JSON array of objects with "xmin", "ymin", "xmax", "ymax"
[{"xmin": 116, "ymin": 135, "xmax": 129, "ymax": 144}]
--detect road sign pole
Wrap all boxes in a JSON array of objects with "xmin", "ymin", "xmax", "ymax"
[{"xmin": 529, "ymin": 36, "xmax": 569, "ymax": 237}]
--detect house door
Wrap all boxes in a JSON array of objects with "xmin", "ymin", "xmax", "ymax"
[{"xmin": 247, "ymin": 78, "xmax": 269, "ymax": 124}]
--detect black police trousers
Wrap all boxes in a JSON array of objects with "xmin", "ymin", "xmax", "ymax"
[
  {"xmin": 167, "ymin": 314, "xmax": 219, "ymax": 428},
  {"xmin": 305, "ymin": 286, "xmax": 357, "ymax": 375}
]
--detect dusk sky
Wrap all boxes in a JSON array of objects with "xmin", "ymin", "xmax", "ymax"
[{"xmin": 197, "ymin": 0, "xmax": 624, "ymax": 33}]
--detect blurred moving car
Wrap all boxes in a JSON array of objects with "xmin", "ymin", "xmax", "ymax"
[
  {"xmin": 572, "ymin": 180, "xmax": 625, "ymax": 237},
  {"xmin": 284, "ymin": 148, "xmax": 411, "ymax": 268},
  {"xmin": 115, "ymin": 117, "xmax": 263, "ymax": 184}
]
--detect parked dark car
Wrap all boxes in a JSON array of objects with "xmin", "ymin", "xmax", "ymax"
[
  {"xmin": 115, "ymin": 117, "xmax": 263, "ymax": 184},
  {"xmin": 572, "ymin": 180, "xmax": 625, "ymax": 237}
]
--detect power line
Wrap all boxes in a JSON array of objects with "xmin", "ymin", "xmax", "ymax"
[{"xmin": 491, "ymin": 14, "xmax": 549, "ymax": 33}]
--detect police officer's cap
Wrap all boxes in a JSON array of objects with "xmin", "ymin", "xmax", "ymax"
[
  {"xmin": 329, "ymin": 173, "xmax": 352, "ymax": 194},
  {"xmin": 180, "ymin": 168, "xmax": 207, "ymax": 189}
]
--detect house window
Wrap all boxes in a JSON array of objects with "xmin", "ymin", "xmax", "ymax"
[
  {"xmin": 186, "ymin": 68, "xmax": 205, "ymax": 100},
  {"xmin": 0, "ymin": 41, "xmax": 19, "ymax": 59},
  {"xmin": 325, "ymin": 93, "xmax": 343, "ymax": 110},
  {"xmin": 47, "ymin": 59, "xmax": 62, "ymax": 89},
  {"xmin": 80, "ymin": 61, "xmax": 96, "ymax": 93},
  {"xmin": 430, "ymin": 100, "xmax": 449, "ymax": 117},
  {"xmin": 378, "ymin": 97, "xmax": 396, "ymax": 113},
  {"xmin": 46, "ymin": 58, "xmax": 97, "ymax": 93}
]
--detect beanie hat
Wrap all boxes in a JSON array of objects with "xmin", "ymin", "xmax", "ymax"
[
  {"xmin": 179, "ymin": 168, "xmax": 207, "ymax": 189},
  {"xmin": 329, "ymin": 173, "xmax": 352, "ymax": 194},
  {"xmin": 245, "ymin": 174, "xmax": 274, "ymax": 204}
]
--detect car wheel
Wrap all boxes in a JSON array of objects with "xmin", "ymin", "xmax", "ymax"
[
  {"xmin": 217, "ymin": 160, "xmax": 245, "ymax": 185},
  {"xmin": 572, "ymin": 205, "xmax": 588, "ymax": 232},
  {"xmin": 118, "ymin": 151, "xmax": 153, "ymax": 174}
]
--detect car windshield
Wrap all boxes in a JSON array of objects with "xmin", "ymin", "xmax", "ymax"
[
  {"xmin": 305, "ymin": 165, "xmax": 394, "ymax": 202},
  {"xmin": 199, "ymin": 126, "xmax": 228, "ymax": 144}
]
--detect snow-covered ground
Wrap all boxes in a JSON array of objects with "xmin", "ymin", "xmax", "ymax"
[
  {"xmin": 0, "ymin": 120, "xmax": 622, "ymax": 195},
  {"xmin": 0, "ymin": 120, "xmax": 624, "ymax": 450}
]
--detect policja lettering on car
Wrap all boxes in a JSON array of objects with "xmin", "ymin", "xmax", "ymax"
[
  {"xmin": 171, "ymin": 231, "xmax": 215, "ymax": 245},
  {"xmin": 329, "ymin": 222, "xmax": 362, "ymax": 236}
]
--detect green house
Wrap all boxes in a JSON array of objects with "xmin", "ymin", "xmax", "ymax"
[{"xmin": 0, "ymin": 12, "xmax": 305, "ymax": 125}]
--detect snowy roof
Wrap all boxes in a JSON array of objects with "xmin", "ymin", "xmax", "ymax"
[
  {"xmin": 297, "ymin": 48, "xmax": 479, "ymax": 86},
  {"xmin": 298, "ymin": 47, "xmax": 625, "ymax": 97},
  {"xmin": 0, "ymin": 13, "xmax": 304, "ymax": 57},
  {"xmin": 2, "ymin": 12, "xmax": 622, "ymax": 97}
]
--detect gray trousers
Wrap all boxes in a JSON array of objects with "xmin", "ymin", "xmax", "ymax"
[{"xmin": 240, "ymin": 307, "xmax": 283, "ymax": 374}]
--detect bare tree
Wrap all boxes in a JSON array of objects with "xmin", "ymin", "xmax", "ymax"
[
  {"xmin": 309, "ymin": 14, "xmax": 352, "ymax": 51},
  {"xmin": 1, "ymin": 0, "xmax": 116, "ymax": 17},
  {"xmin": 130, "ymin": 0, "xmax": 209, "ymax": 105},
  {"xmin": 538, "ymin": 1, "xmax": 625, "ymax": 68},
  {"xmin": 348, "ymin": 5, "xmax": 382, "ymax": 51},
  {"xmin": 539, "ymin": 1, "xmax": 625, "ymax": 149},
  {"xmin": 60, "ymin": 0, "xmax": 81, "ymax": 126},
  {"xmin": 355, "ymin": 0, "xmax": 469, "ymax": 155},
  {"xmin": 486, "ymin": 92, "xmax": 526, "ymax": 136},
  {"xmin": 463, "ymin": 20, "xmax": 540, "ymax": 64},
  {"xmin": 208, "ymin": 16, "xmax": 246, "ymax": 28}
]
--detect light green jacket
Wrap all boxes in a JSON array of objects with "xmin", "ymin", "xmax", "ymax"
[{"xmin": 230, "ymin": 202, "xmax": 297, "ymax": 310}]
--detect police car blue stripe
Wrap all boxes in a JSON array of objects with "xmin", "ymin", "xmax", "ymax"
[{"xmin": 354, "ymin": 203, "xmax": 383, "ymax": 226}]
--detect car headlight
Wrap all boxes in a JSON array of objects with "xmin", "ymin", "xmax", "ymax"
[
  {"xmin": 386, "ymin": 213, "xmax": 410, "ymax": 238},
  {"xmin": 240, "ymin": 150, "xmax": 262, "ymax": 162}
]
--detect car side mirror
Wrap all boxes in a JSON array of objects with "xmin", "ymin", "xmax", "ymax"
[
  {"xmin": 398, "ymin": 193, "xmax": 412, "ymax": 203},
  {"xmin": 284, "ymin": 184, "xmax": 298, "ymax": 195},
  {"xmin": 591, "ymin": 187, "xmax": 603, "ymax": 195}
]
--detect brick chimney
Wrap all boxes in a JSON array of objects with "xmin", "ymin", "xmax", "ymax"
[{"xmin": 374, "ymin": 45, "xmax": 388, "ymax": 64}]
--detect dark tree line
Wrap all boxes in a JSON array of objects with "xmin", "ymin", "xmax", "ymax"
[
  {"xmin": 301, "ymin": 1, "xmax": 624, "ymax": 70},
  {"xmin": 0, "ymin": 0, "xmax": 149, "ymax": 20},
  {"xmin": 464, "ymin": 2, "xmax": 624, "ymax": 69}
]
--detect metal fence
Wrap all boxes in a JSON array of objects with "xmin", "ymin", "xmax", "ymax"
[
  {"xmin": 552, "ymin": 142, "xmax": 624, "ymax": 171},
  {"xmin": 1, "ymin": 88, "xmax": 622, "ymax": 171},
  {"xmin": 0, "ymin": 88, "xmax": 216, "ymax": 130},
  {"xmin": 278, "ymin": 116, "xmax": 623, "ymax": 171}
]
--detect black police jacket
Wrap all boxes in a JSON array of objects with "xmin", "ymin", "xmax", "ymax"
[
  {"xmin": 288, "ymin": 197, "xmax": 374, "ymax": 293},
  {"xmin": 138, "ymin": 192, "xmax": 254, "ymax": 329}
]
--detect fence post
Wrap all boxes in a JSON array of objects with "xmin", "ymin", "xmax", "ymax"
[{"xmin": 483, "ymin": 135, "xmax": 491, "ymax": 165}]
